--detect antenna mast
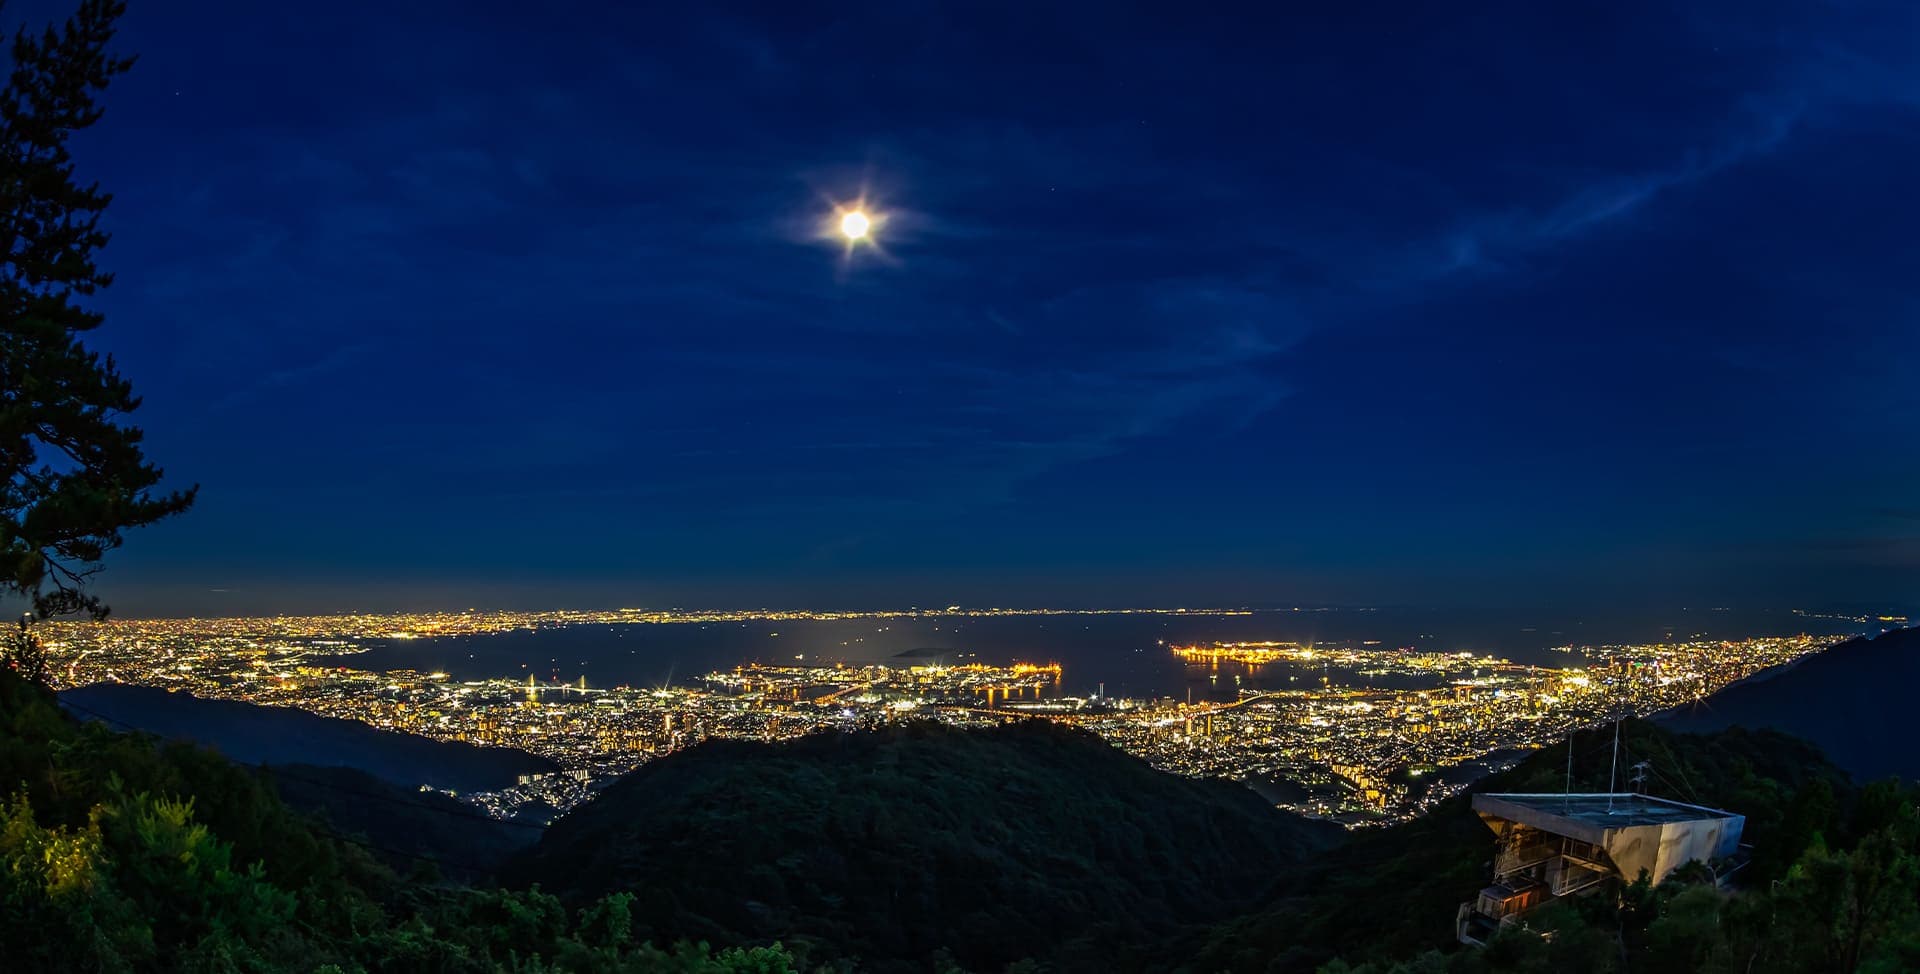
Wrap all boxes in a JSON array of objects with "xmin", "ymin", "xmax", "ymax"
[
  {"xmin": 1607, "ymin": 709, "xmax": 1622, "ymax": 812},
  {"xmin": 1564, "ymin": 731, "xmax": 1575, "ymax": 813}
]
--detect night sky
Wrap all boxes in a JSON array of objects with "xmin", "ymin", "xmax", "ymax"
[{"xmin": 39, "ymin": 0, "xmax": 1920, "ymax": 614}]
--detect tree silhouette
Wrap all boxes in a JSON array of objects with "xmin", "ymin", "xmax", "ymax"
[
  {"xmin": 0, "ymin": 0, "xmax": 193, "ymax": 620},
  {"xmin": 2, "ymin": 614, "xmax": 49, "ymax": 686}
]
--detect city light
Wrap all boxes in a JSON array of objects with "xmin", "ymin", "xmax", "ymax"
[{"xmin": 34, "ymin": 608, "xmax": 1850, "ymax": 825}]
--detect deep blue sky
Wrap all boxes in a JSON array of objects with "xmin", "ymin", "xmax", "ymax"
[{"xmin": 32, "ymin": 0, "xmax": 1920, "ymax": 614}]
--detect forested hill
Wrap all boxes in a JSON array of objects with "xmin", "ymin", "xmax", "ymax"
[
  {"xmin": 11, "ymin": 659, "xmax": 1919, "ymax": 973},
  {"xmin": 266, "ymin": 762, "xmax": 537, "ymax": 880},
  {"xmin": 1660, "ymin": 625, "xmax": 1920, "ymax": 784},
  {"xmin": 505, "ymin": 719, "xmax": 1342, "ymax": 973},
  {"xmin": 61, "ymin": 681, "xmax": 556, "ymax": 791},
  {"xmin": 1187, "ymin": 720, "xmax": 1917, "ymax": 974},
  {"xmin": 1, "ymin": 666, "xmax": 800, "ymax": 972}
]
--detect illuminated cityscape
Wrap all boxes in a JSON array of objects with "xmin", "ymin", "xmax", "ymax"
[{"xmin": 38, "ymin": 608, "xmax": 1851, "ymax": 825}]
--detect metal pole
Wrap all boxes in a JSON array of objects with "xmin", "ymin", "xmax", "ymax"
[
  {"xmin": 1607, "ymin": 712, "xmax": 1621, "ymax": 812},
  {"xmin": 1565, "ymin": 731, "xmax": 1575, "ymax": 813}
]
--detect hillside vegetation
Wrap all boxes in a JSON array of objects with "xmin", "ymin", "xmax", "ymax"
[
  {"xmin": 506, "ymin": 720, "xmax": 1341, "ymax": 972},
  {"xmin": 9, "ymin": 656, "xmax": 1920, "ymax": 973},
  {"xmin": 266, "ymin": 762, "xmax": 538, "ymax": 882},
  {"xmin": 1189, "ymin": 720, "xmax": 1920, "ymax": 974},
  {"xmin": 0, "ymin": 667, "xmax": 798, "ymax": 972}
]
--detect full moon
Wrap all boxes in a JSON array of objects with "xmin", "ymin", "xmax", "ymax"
[{"xmin": 839, "ymin": 210, "xmax": 871, "ymax": 240}]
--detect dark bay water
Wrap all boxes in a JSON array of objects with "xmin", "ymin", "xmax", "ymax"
[{"xmin": 320, "ymin": 607, "xmax": 1877, "ymax": 701}]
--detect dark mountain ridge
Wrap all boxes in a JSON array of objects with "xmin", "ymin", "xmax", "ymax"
[
  {"xmin": 506, "ymin": 718, "xmax": 1341, "ymax": 972},
  {"xmin": 60, "ymin": 681, "xmax": 556, "ymax": 792},
  {"xmin": 1658, "ymin": 625, "xmax": 1920, "ymax": 783},
  {"xmin": 266, "ymin": 763, "xmax": 537, "ymax": 879}
]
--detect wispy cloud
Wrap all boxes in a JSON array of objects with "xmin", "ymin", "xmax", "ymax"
[
  {"xmin": 1415, "ymin": 95, "xmax": 1807, "ymax": 279},
  {"xmin": 210, "ymin": 340, "xmax": 384, "ymax": 412}
]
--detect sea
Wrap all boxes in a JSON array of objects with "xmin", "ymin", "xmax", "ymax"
[{"xmin": 322, "ymin": 606, "xmax": 1887, "ymax": 702}]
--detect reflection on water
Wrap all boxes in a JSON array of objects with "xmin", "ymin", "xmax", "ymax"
[{"xmin": 316, "ymin": 607, "xmax": 1872, "ymax": 701}]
